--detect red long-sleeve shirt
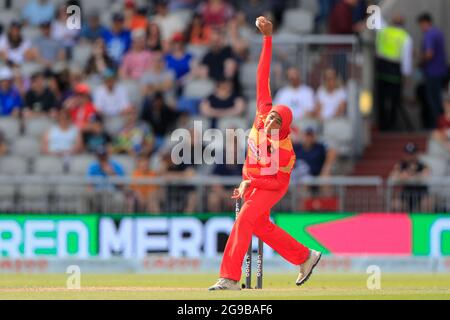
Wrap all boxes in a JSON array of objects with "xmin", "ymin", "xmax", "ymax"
[{"xmin": 243, "ymin": 36, "xmax": 296, "ymax": 191}]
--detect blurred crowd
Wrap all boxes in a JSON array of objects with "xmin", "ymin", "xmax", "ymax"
[{"xmin": 0, "ymin": 0, "xmax": 369, "ymax": 213}]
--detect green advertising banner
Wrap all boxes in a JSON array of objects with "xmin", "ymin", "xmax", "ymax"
[{"xmin": 0, "ymin": 213, "xmax": 449, "ymax": 258}]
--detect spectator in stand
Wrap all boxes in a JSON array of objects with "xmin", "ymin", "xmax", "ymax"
[
  {"xmin": 120, "ymin": 29, "xmax": 156, "ymax": 80},
  {"xmin": 141, "ymin": 92, "xmax": 180, "ymax": 149},
  {"xmin": 84, "ymin": 38, "xmax": 116, "ymax": 77},
  {"xmin": 31, "ymin": 21, "xmax": 66, "ymax": 68},
  {"xmin": 24, "ymin": 72, "xmax": 58, "ymax": 118},
  {"xmin": 168, "ymin": 0, "xmax": 199, "ymax": 11},
  {"xmin": 200, "ymin": 78, "xmax": 245, "ymax": 128},
  {"xmin": 124, "ymin": 0, "xmax": 148, "ymax": 31},
  {"xmin": 51, "ymin": 4, "xmax": 80, "ymax": 50},
  {"xmin": 146, "ymin": 22, "xmax": 162, "ymax": 52},
  {"xmin": 0, "ymin": 67, "xmax": 22, "ymax": 117},
  {"xmin": 315, "ymin": 69, "xmax": 347, "ymax": 121},
  {"xmin": 164, "ymin": 33, "xmax": 193, "ymax": 92},
  {"xmin": 293, "ymin": 127, "xmax": 337, "ymax": 179},
  {"xmin": 417, "ymin": 13, "xmax": 448, "ymax": 128},
  {"xmin": 141, "ymin": 53, "xmax": 176, "ymax": 99},
  {"xmin": 130, "ymin": 154, "xmax": 161, "ymax": 213},
  {"xmin": 0, "ymin": 130, "xmax": 7, "ymax": 156},
  {"xmin": 80, "ymin": 11, "xmax": 108, "ymax": 42},
  {"xmin": 82, "ymin": 113, "xmax": 113, "ymax": 154},
  {"xmin": 431, "ymin": 94, "xmax": 450, "ymax": 153},
  {"xmin": 185, "ymin": 13, "xmax": 213, "ymax": 46},
  {"xmin": 328, "ymin": 0, "xmax": 365, "ymax": 35},
  {"xmin": 93, "ymin": 69, "xmax": 131, "ymax": 117},
  {"xmin": 315, "ymin": 0, "xmax": 338, "ymax": 32},
  {"xmin": 389, "ymin": 142, "xmax": 431, "ymax": 212},
  {"xmin": 197, "ymin": 0, "xmax": 234, "ymax": 28},
  {"xmin": 63, "ymin": 83, "xmax": 97, "ymax": 130},
  {"xmin": 201, "ymin": 28, "xmax": 238, "ymax": 82},
  {"xmin": 274, "ymin": 67, "xmax": 315, "ymax": 122},
  {"xmin": 41, "ymin": 109, "xmax": 83, "ymax": 156},
  {"xmin": 152, "ymin": 0, "xmax": 184, "ymax": 49},
  {"xmin": 22, "ymin": 0, "xmax": 56, "ymax": 27},
  {"xmin": 0, "ymin": 21, "xmax": 33, "ymax": 66},
  {"xmin": 102, "ymin": 13, "xmax": 132, "ymax": 64},
  {"xmin": 113, "ymin": 107, "xmax": 154, "ymax": 156}
]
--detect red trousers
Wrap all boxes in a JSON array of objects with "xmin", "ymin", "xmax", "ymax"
[{"xmin": 220, "ymin": 185, "xmax": 310, "ymax": 281}]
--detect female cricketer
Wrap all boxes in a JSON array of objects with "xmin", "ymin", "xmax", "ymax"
[{"xmin": 209, "ymin": 17, "xmax": 321, "ymax": 291}]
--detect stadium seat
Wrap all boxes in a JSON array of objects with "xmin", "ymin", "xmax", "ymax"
[
  {"xmin": 112, "ymin": 155, "xmax": 135, "ymax": 175},
  {"xmin": 104, "ymin": 116, "xmax": 125, "ymax": 135},
  {"xmin": 25, "ymin": 117, "xmax": 54, "ymax": 138},
  {"xmin": 323, "ymin": 117, "xmax": 353, "ymax": 155},
  {"xmin": 297, "ymin": 117, "xmax": 320, "ymax": 133},
  {"xmin": 33, "ymin": 156, "xmax": 65, "ymax": 175},
  {"xmin": 281, "ymin": 9, "xmax": 314, "ymax": 34},
  {"xmin": 69, "ymin": 154, "xmax": 96, "ymax": 175},
  {"xmin": 0, "ymin": 184, "xmax": 16, "ymax": 211},
  {"xmin": 172, "ymin": 9, "xmax": 193, "ymax": 28},
  {"xmin": 0, "ymin": 156, "xmax": 28, "ymax": 175},
  {"xmin": 239, "ymin": 62, "xmax": 258, "ymax": 95},
  {"xmin": 72, "ymin": 43, "xmax": 93, "ymax": 69},
  {"xmin": 186, "ymin": 44, "xmax": 208, "ymax": 60},
  {"xmin": 20, "ymin": 62, "xmax": 44, "ymax": 78},
  {"xmin": 0, "ymin": 10, "xmax": 18, "ymax": 27},
  {"xmin": 120, "ymin": 80, "xmax": 142, "ymax": 109},
  {"xmin": 53, "ymin": 184, "xmax": 87, "ymax": 213},
  {"xmin": 0, "ymin": 117, "xmax": 20, "ymax": 142},
  {"xmin": 22, "ymin": 25, "xmax": 41, "ymax": 41},
  {"xmin": 10, "ymin": 136, "xmax": 40, "ymax": 159},
  {"xmin": 17, "ymin": 184, "xmax": 51, "ymax": 212},
  {"xmin": 183, "ymin": 79, "xmax": 215, "ymax": 99},
  {"xmin": 218, "ymin": 117, "xmax": 248, "ymax": 133},
  {"xmin": 11, "ymin": 0, "xmax": 30, "ymax": 11}
]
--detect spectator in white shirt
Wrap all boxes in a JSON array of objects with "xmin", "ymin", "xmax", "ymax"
[
  {"xmin": 0, "ymin": 21, "xmax": 33, "ymax": 66},
  {"xmin": 315, "ymin": 69, "xmax": 347, "ymax": 121},
  {"xmin": 152, "ymin": 0, "xmax": 184, "ymax": 50},
  {"xmin": 274, "ymin": 67, "xmax": 315, "ymax": 121},
  {"xmin": 93, "ymin": 69, "xmax": 131, "ymax": 117}
]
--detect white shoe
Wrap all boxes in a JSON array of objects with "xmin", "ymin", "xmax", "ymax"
[
  {"xmin": 296, "ymin": 249, "xmax": 322, "ymax": 286},
  {"xmin": 208, "ymin": 278, "xmax": 241, "ymax": 291}
]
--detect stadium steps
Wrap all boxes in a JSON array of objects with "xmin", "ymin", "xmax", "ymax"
[{"xmin": 352, "ymin": 131, "xmax": 428, "ymax": 179}]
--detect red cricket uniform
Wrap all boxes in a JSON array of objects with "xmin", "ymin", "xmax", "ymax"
[{"xmin": 219, "ymin": 36, "xmax": 310, "ymax": 282}]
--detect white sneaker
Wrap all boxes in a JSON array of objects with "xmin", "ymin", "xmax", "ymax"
[
  {"xmin": 208, "ymin": 278, "xmax": 241, "ymax": 291},
  {"xmin": 296, "ymin": 249, "xmax": 322, "ymax": 286}
]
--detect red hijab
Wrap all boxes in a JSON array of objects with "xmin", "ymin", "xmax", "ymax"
[{"xmin": 270, "ymin": 105, "xmax": 293, "ymax": 140}]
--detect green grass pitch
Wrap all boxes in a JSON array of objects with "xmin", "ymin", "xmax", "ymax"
[{"xmin": 0, "ymin": 273, "xmax": 449, "ymax": 300}]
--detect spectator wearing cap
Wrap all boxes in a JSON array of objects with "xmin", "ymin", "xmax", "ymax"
[
  {"xmin": 197, "ymin": 0, "xmax": 234, "ymax": 28},
  {"xmin": 102, "ymin": 13, "xmax": 132, "ymax": 63},
  {"xmin": 51, "ymin": 4, "xmax": 80, "ymax": 49},
  {"xmin": 0, "ymin": 67, "xmax": 23, "ymax": 117},
  {"xmin": 22, "ymin": 0, "xmax": 56, "ymax": 27},
  {"xmin": 41, "ymin": 108, "xmax": 83, "ymax": 156},
  {"xmin": 24, "ymin": 72, "xmax": 58, "ymax": 118},
  {"xmin": 0, "ymin": 21, "xmax": 33, "ymax": 66},
  {"xmin": 119, "ymin": 29, "xmax": 156, "ymax": 80},
  {"xmin": 417, "ymin": 13, "xmax": 448, "ymax": 128},
  {"xmin": 431, "ymin": 95, "xmax": 450, "ymax": 154},
  {"xmin": 141, "ymin": 53, "xmax": 176, "ymax": 99},
  {"xmin": 274, "ymin": 67, "xmax": 315, "ymax": 122},
  {"xmin": 200, "ymin": 78, "xmax": 245, "ymax": 128},
  {"xmin": 31, "ymin": 21, "xmax": 66, "ymax": 68},
  {"xmin": 124, "ymin": 0, "xmax": 148, "ymax": 31},
  {"xmin": 63, "ymin": 83, "xmax": 97, "ymax": 130},
  {"xmin": 389, "ymin": 143, "xmax": 431, "ymax": 212},
  {"xmin": 85, "ymin": 38, "xmax": 116, "ymax": 77},
  {"xmin": 93, "ymin": 69, "xmax": 131, "ymax": 117},
  {"xmin": 82, "ymin": 113, "xmax": 113, "ymax": 154},
  {"xmin": 152, "ymin": 0, "xmax": 184, "ymax": 47},
  {"xmin": 315, "ymin": 69, "xmax": 347, "ymax": 121},
  {"xmin": 293, "ymin": 127, "xmax": 337, "ymax": 179},
  {"xmin": 80, "ymin": 11, "xmax": 108, "ymax": 42},
  {"xmin": 113, "ymin": 107, "xmax": 154, "ymax": 157},
  {"xmin": 164, "ymin": 33, "xmax": 193, "ymax": 90}
]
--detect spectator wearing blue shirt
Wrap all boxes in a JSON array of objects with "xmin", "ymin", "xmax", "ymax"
[
  {"xmin": 293, "ymin": 127, "xmax": 337, "ymax": 179},
  {"xmin": 418, "ymin": 13, "xmax": 448, "ymax": 128},
  {"xmin": 87, "ymin": 148, "xmax": 125, "ymax": 191},
  {"xmin": 164, "ymin": 33, "xmax": 192, "ymax": 89},
  {"xmin": 22, "ymin": 0, "xmax": 56, "ymax": 26},
  {"xmin": 0, "ymin": 67, "xmax": 22, "ymax": 117},
  {"xmin": 80, "ymin": 11, "xmax": 108, "ymax": 42},
  {"xmin": 102, "ymin": 13, "xmax": 131, "ymax": 64}
]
